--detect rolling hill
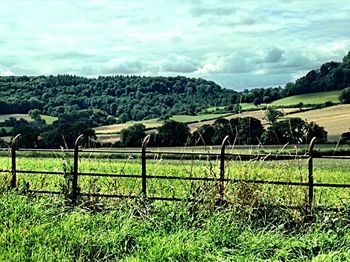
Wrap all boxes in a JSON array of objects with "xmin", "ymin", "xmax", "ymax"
[
  {"xmin": 271, "ymin": 90, "xmax": 341, "ymax": 106},
  {"xmin": 286, "ymin": 104, "xmax": 350, "ymax": 141}
]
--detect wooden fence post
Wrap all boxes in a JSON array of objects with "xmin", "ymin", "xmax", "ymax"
[
  {"xmin": 308, "ymin": 137, "xmax": 317, "ymax": 209},
  {"xmin": 141, "ymin": 135, "xmax": 150, "ymax": 197},
  {"xmin": 10, "ymin": 134, "xmax": 21, "ymax": 188},
  {"xmin": 219, "ymin": 135, "xmax": 229, "ymax": 204},
  {"xmin": 71, "ymin": 134, "xmax": 84, "ymax": 202}
]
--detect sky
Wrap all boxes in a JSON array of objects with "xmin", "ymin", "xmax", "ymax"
[{"xmin": 1, "ymin": 0, "xmax": 350, "ymax": 91}]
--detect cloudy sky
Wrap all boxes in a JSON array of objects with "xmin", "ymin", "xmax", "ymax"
[{"xmin": 1, "ymin": 0, "xmax": 350, "ymax": 90}]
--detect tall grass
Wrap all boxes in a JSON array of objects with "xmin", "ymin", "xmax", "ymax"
[
  {"xmin": 1, "ymin": 192, "xmax": 350, "ymax": 261},
  {"xmin": 0, "ymin": 152, "xmax": 350, "ymax": 260}
]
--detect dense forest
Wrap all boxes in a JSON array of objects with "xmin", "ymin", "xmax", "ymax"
[
  {"xmin": 237, "ymin": 51, "xmax": 350, "ymax": 104},
  {"xmin": 1, "ymin": 51, "xmax": 350, "ymax": 123},
  {"xmin": 0, "ymin": 75, "xmax": 234, "ymax": 125}
]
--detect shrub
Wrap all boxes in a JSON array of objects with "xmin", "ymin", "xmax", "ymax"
[{"xmin": 339, "ymin": 87, "xmax": 350, "ymax": 104}]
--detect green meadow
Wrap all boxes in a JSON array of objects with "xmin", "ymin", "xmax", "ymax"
[
  {"xmin": 271, "ymin": 91, "xmax": 341, "ymax": 106},
  {"xmin": 0, "ymin": 152, "xmax": 350, "ymax": 261}
]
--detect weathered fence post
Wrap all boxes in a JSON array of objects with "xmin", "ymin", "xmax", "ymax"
[
  {"xmin": 219, "ymin": 135, "xmax": 229, "ymax": 205},
  {"xmin": 308, "ymin": 137, "xmax": 317, "ymax": 209},
  {"xmin": 10, "ymin": 134, "xmax": 21, "ymax": 188},
  {"xmin": 71, "ymin": 134, "xmax": 84, "ymax": 202},
  {"xmin": 141, "ymin": 135, "xmax": 150, "ymax": 197}
]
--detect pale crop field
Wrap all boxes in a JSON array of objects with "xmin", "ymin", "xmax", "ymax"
[
  {"xmin": 287, "ymin": 104, "xmax": 350, "ymax": 141},
  {"xmin": 94, "ymin": 113, "xmax": 231, "ymax": 136},
  {"xmin": 188, "ymin": 108, "xmax": 299, "ymax": 132}
]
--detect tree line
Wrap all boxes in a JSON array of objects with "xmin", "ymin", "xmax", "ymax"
[
  {"xmin": 0, "ymin": 107, "xmax": 331, "ymax": 148},
  {"xmin": 235, "ymin": 51, "xmax": 350, "ymax": 105},
  {"xmin": 0, "ymin": 75, "xmax": 233, "ymax": 124},
  {"xmin": 119, "ymin": 108, "xmax": 328, "ymax": 147}
]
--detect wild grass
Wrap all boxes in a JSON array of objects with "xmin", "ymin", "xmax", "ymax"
[{"xmin": 0, "ymin": 152, "xmax": 350, "ymax": 260}]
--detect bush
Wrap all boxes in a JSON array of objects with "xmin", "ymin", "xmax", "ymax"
[
  {"xmin": 340, "ymin": 132, "xmax": 350, "ymax": 144},
  {"xmin": 262, "ymin": 118, "xmax": 327, "ymax": 144},
  {"xmin": 120, "ymin": 124, "xmax": 146, "ymax": 147},
  {"xmin": 339, "ymin": 87, "xmax": 350, "ymax": 104}
]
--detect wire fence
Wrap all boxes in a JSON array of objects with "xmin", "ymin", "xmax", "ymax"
[{"xmin": 1, "ymin": 134, "xmax": 350, "ymax": 210}]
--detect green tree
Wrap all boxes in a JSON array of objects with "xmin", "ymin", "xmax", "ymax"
[
  {"xmin": 235, "ymin": 117, "xmax": 264, "ymax": 145},
  {"xmin": 155, "ymin": 120, "xmax": 190, "ymax": 146},
  {"xmin": 0, "ymin": 138, "xmax": 7, "ymax": 148},
  {"xmin": 191, "ymin": 124, "xmax": 215, "ymax": 146},
  {"xmin": 264, "ymin": 107, "xmax": 284, "ymax": 125},
  {"xmin": 340, "ymin": 132, "xmax": 350, "ymax": 144},
  {"xmin": 120, "ymin": 124, "xmax": 146, "ymax": 147},
  {"xmin": 339, "ymin": 87, "xmax": 350, "ymax": 103},
  {"xmin": 28, "ymin": 109, "xmax": 41, "ymax": 121},
  {"xmin": 12, "ymin": 124, "xmax": 40, "ymax": 148},
  {"xmin": 262, "ymin": 118, "xmax": 327, "ymax": 145},
  {"xmin": 306, "ymin": 122, "xmax": 327, "ymax": 143}
]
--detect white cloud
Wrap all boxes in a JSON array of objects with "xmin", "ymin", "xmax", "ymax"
[
  {"xmin": 0, "ymin": 0, "xmax": 350, "ymax": 89},
  {"xmin": 0, "ymin": 70, "xmax": 15, "ymax": 76},
  {"xmin": 265, "ymin": 47, "xmax": 284, "ymax": 63},
  {"xmin": 160, "ymin": 55, "xmax": 198, "ymax": 73},
  {"xmin": 103, "ymin": 58, "xmax": 143, "ymax": 74}
]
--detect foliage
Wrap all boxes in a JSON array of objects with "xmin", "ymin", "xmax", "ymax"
[
  {"xmin": 237, "ymin": 51, "xmax": 350, "ymax": 104},
  {"xmin": 41, "ymin": 121, "xmax": 96, "ymax": 148},
  {"xmin": 262, "ymin": 118, "xmax": 327, "ymax": 144},
  {"xmin": 28, "ymin": 109, "xmax": 42, "ymax": 121},
  {"xmin": 0, "ymin": 138, "xmax": 7, "ymax": 148},
  {"xmin": 120, "ymin": 124, "xmax": 146, "ymax": 147},
  {"xmin": 339, "ymin": 87, "xmax": 350, "ymax": 103},
  {"xmin": 264, "ymin": 107, "xmax": 284, "ymax": 124},
  {"xmin": 192, "ymin": 117, "xmax": 264, "ymax": 145},
  {"xmin": 0, "ymin": 75, "xmax": 234, "ymax": 123},
  {"xmin": 306, "ymin": 121, "xmax": 328, "ymax": 144},
  {"xmin": 4, "ymin": 114, "xmax": 96, "ymax": 148},
  {"xmin": 339, "ymin": 132, "xmax": 350, "ymax": 144},
  {"xmin": 151, "ymin": 120, "xmax": 191, "ymax": 146}
]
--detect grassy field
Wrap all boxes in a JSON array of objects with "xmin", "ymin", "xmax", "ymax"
[
  {"xmin": 287, "ymin": 104, "xmax": 350, "ymax": 142},
  {"xmin": 271, "ymin": 91, "xmax": 341, "ymax": 106},
  {"xmin": 0, "ymin": 113, "xmax": 57, "ymax": 125},
  {"xmin": 0, "ymin": 153, "xmax": 349, "ymax": 207},
  {"xmin": 94, "ymin": 113, "xmax": 232, "ymax": 144},
  {"xmin": 1, "ymin": 154, "xmax": 350, "ymax": 260},
  {"xmin": 95, "ymin": 113, "xmax": 231, "ymax": 135},
  {"xmin": 206, "ymin": 103, "xmax": 256, "ymax": 112},
  {"xmin": 188, "ymin": 108, "xmax": 299, "ymax": 132}
]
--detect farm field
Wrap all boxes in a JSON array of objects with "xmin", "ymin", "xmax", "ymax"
[
  {"xmin": 94, "ymin": 113, "xmax": 232, "ymax": 143},
  {"xmin": 206, "ymin": 102, "xmax": 256, "ymax": 112},
  {"xmin": 287, "ymin": 104, "xmax": 350, "ymax": 142},
  {"xmin": 0, "ymin": 153, "xmax": 349, "ymax": 207},
  {"xmin": 271, "ymin": 90, "xmax": 341, "ymax": 106},
  {"xmin": 188, "ymin": 107, "xmax": 299, "ymax": 132},
  {"xmin": 0, "ymin": 113, "xmax": 57, "ymax": 125},
  {"xmin": 1, "ymin": 154, "xmax": 350, "ymax": 260},
  {"xmin": 95, "ymin": 108, "xmax": 301, "ymax": 143},
  {"xmin": 95, "ymin": 113, "xmax": 231, "ymax": 135}
]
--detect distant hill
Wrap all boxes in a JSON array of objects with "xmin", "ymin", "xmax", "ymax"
[
  {"xmin": 0, "ymin": 75, "xmax": 235, "ymax": 124},
  {"xmin": 271, "ymin": 90, "xmax": 341, "ymax": 106},
  {"xmin": 238, "ymin": 51, "xmax": 350, "ymax": 104},
  {"xmin": 284, "ymin": 51, "xmax": 350, "ymax": 96}
]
